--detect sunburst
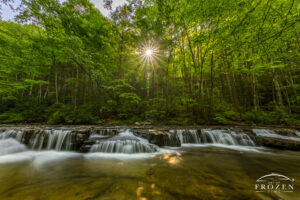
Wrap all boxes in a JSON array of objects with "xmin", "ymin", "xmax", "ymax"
[{"xmin": 136, "ymin": 40, "xmax": 162, "ymax": 70}]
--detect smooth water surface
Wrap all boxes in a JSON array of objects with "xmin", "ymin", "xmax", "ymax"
[{"xmin": 0, "ymin": 146, "xmax": 299, "ymax": 200}]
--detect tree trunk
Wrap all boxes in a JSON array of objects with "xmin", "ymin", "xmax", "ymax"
[{"xmin": 271, "ymin": 58, "xmax": 283, "ymax": 107}]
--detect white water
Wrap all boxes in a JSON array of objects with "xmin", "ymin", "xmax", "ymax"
[
  {"xmin": 45, "ymin": 130, "xmax": 73, "ymax": 151},
  {"xmin": 201, "ymin": 129, "xmax": 256, "ymax": 146},
  {"xmin": 181, "ymin": 143, "xmax": 262, "ymax": 152},
  {"xmin": 170, "ymin": 130, "xmax": 200, "ymax": 143},
  {"xmin": 0, "ymin": 130, "xmax": 24, "ymax": 142},
  {"xmin": 295, "ymin": 131, "xmax": 300, "ymax": 137},
  {"xmin": 90, "ymin": 129, "xmax": 159, "ymax": 153},
  {"xmin": 0, "ymin": 129, "xmax": 76, "ymax": 165},
  {"xmin": 171, "ymin": 129, "xmax": 255, "ymax": 146},
  {"xmin": 85, "ymin": 149, "xmax": 174, "ymax": 160},
  {"xmin": 2, "ymin": 127, "xmax": 296, "ymax": 160},
  {"xmin": 252, "ymin": 129, "xmax": 300, "ymax": 142},
  {"xmin": 0, "ymin": 151, "xmax": 81, "ymax": 166},
  {"xmin": 0, "ymin": 138, "xmax": 27, "ymax": 156},
  {"xmin": 0, "ymin": 130, "xmax": 28, "ymax": 157},
  {"xmin": 89, "ymin": 129, "xmax": 118, "ymax": 139},
  {"xmin": 0, "ymin": 148, "xmax": 176, "ymax": 166},
  {"xmin": 0, "ymin": 129, "xmax": 74, "ymax": 151}
]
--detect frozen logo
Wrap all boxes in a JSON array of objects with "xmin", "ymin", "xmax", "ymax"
[{"xmin": 255, "ymin": 173, "xmax": 294, "ymax": 193}]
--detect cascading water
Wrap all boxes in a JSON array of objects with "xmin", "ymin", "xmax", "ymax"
[
  {"xmin": 252, "ymin": 129, "xmax": 300, "ymax": 142},
  {"xmin": 0, "ymin": 129, "xmax": 74, "ymax": 151},
  {"xmin": 171, "ymin": 129, "xmax": 256, "ymax": 146},
  {"xmin": 90, "ymin": 129, "xmax": 159, "ymax": 153},
  {"xmin": 0, "ymin": 138, "xmax": 27, "ymax": 156},
  {"xmin": 170, "ymin": 130, "xmax": 200, "ymax": 144},
  {"xmin": 46, "ymin": 130, "xmax": 73, "ymax": 151},
  {"xmin": 29, "ymin": 130, "xmax": 74, "ymax": 151},
  {"xmin": 0, "ymin": 130, "xmax": 25, "ymax": 142},
  {"xmin": 89, "ymin": 129, "xmax": 119, "ymax": 139},
  {"xmin": 200, "ymin": 129, "xmax": 256, "ymax": 146},
  {"xmin": 0, "ymin": 130, "xmax": 27, "ymax": 155}
]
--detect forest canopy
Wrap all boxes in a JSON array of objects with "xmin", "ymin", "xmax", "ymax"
[{"xmin": 0, "ymin": 0, "xmax": 299, "ymax": 125}]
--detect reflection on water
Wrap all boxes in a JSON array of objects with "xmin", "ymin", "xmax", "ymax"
[
  {"xmin": 161, "ymin": 152, "xmax": 182, "ymax": 166},
  {"xmin": 0, "ymin": 147, "xmax": 299, "ymax": 200}
]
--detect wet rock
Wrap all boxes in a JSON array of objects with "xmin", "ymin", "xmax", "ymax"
[
  {"xmin": 73, "ymin": 132, "xmax": 89, "ymax": 151},
  {"xmin": 79, "ymin": 128, "xmax": 121, "ymax": 152},
  {"xmin": 134, "ymin": 121, "xmax": 152, "ymax": 125},
  {"xmin": 256, "ymin": 137, "xmax": 300, "ymax": 151},
  {"xmin": 80, "ymin": 144, "xmax": 93, "ymax": 153},
  {"xmin": 132, "ymin": 129, "xmax": 181, "ymax": 147},
  {"xmin": 271, "ymin": 128, "xmax": 299, "ymax": 137}
]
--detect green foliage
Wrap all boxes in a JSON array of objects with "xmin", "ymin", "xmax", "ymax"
[
  {"xmin": 0, "ymin": 112, "xmax": 24, "ymax": 123},
  {"xmin": 46, "ymin": 103, "xmax": 95, "ymax": 124},
  {"xmin": 145, "ymin": 109, "xmax": 166, "ymax": 121},
  {"xmin": 112, "ymin": 119, "xmax": 136, "ymax": 125},
  {"xmin": 0, "ymin": 0, "xmax": 299, "ymax": 125},
  {"xmin": 213, "ymin": 114, "xmax": 228, "ymax": 125}
]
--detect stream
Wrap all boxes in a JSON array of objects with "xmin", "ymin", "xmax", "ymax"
[{"xmin": 0, "ymin": 127, "xmax": 299, "ymax": 200}]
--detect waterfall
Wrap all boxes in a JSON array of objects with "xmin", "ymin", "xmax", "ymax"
[
  {"xmin": 90, "ymin": 140, "xmax": 158, "ymax": 153},
  {"xmin": 0, "ymin": 130, "xmax": 27, "ymax": 155},
  {"xmin": 90, "ymin": 129, "xmax": 159, "ymax": 153},
  {"xmin": 0, "ymin": 129, "xmax": 74, "ymax": 151},
  {"xmin": 252, "ymin": 129, "xmax": 300, "ymax": 142},
  {"xmin": 0, "ymin": 130, "xmax": 24, "ymax": 142},
  {"xmin": 89, "ymin": 129, "xmax": 119, "ymax": 139},
  {"xmin": 201, "ymin": 129, "xmax": 255, "ymax": 146},
  {"xmin": 29, "ymin": 131, "xmax": 44, "ymax": 150},
  {"xmin": 0, "ymin": 138, "xmax": 27, "ymax": 155},
  {"xmin": 171, "ymin": 129, "xmax": 255, "ymax": 146},
  {"xmin": 37, "ymin": 130, "xmax": 74, "ymax": 151},
  {"xmin": 170, "ymin": 130, "xmax": 200, "ymax": 144}
]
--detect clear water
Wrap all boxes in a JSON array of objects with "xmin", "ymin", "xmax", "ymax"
[{"xmin": 0, "ymin": 146, "xmax": 299, "ymax": 200}]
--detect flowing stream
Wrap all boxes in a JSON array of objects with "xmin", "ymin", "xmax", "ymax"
[
  {"xmin": 252, "ymin": 129, "xmax": 300, "ymax": 142},
  {"xmin": 0, "ymin": 129, "xmax": 74, "ymax": 151},
  {"xmin": 0, "ymin": 127, "xmax": 299, "ymax": 200},
  {"xmin": 90, "ymin": 130, "xmax": 159, "ymax": 153},
  {"xmin": 170, "ymin": 129, "xmax": 256, "ymax": 150}
]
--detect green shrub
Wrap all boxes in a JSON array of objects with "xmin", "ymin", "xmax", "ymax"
[
  {"xmin": 145, "ymin": 109, "xmax": 166, "ymax": 121},
  {"xmin": 223, "ymin": 110, "xmax": 239, "ymax": 120},
  {"xmin": 213, "ymin": 114, "xmax": 227, "ymax": 124},
  {"xmin": 112, "ymin": 119, "xmax": 135, "ymax": 125},
  {"xmin": 0, "ymin": 112, "xmax": 24, "ymax": 123},
  {"xmin": 46, "ymin": 103, "xmax": 95, "ymax": 124}
]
